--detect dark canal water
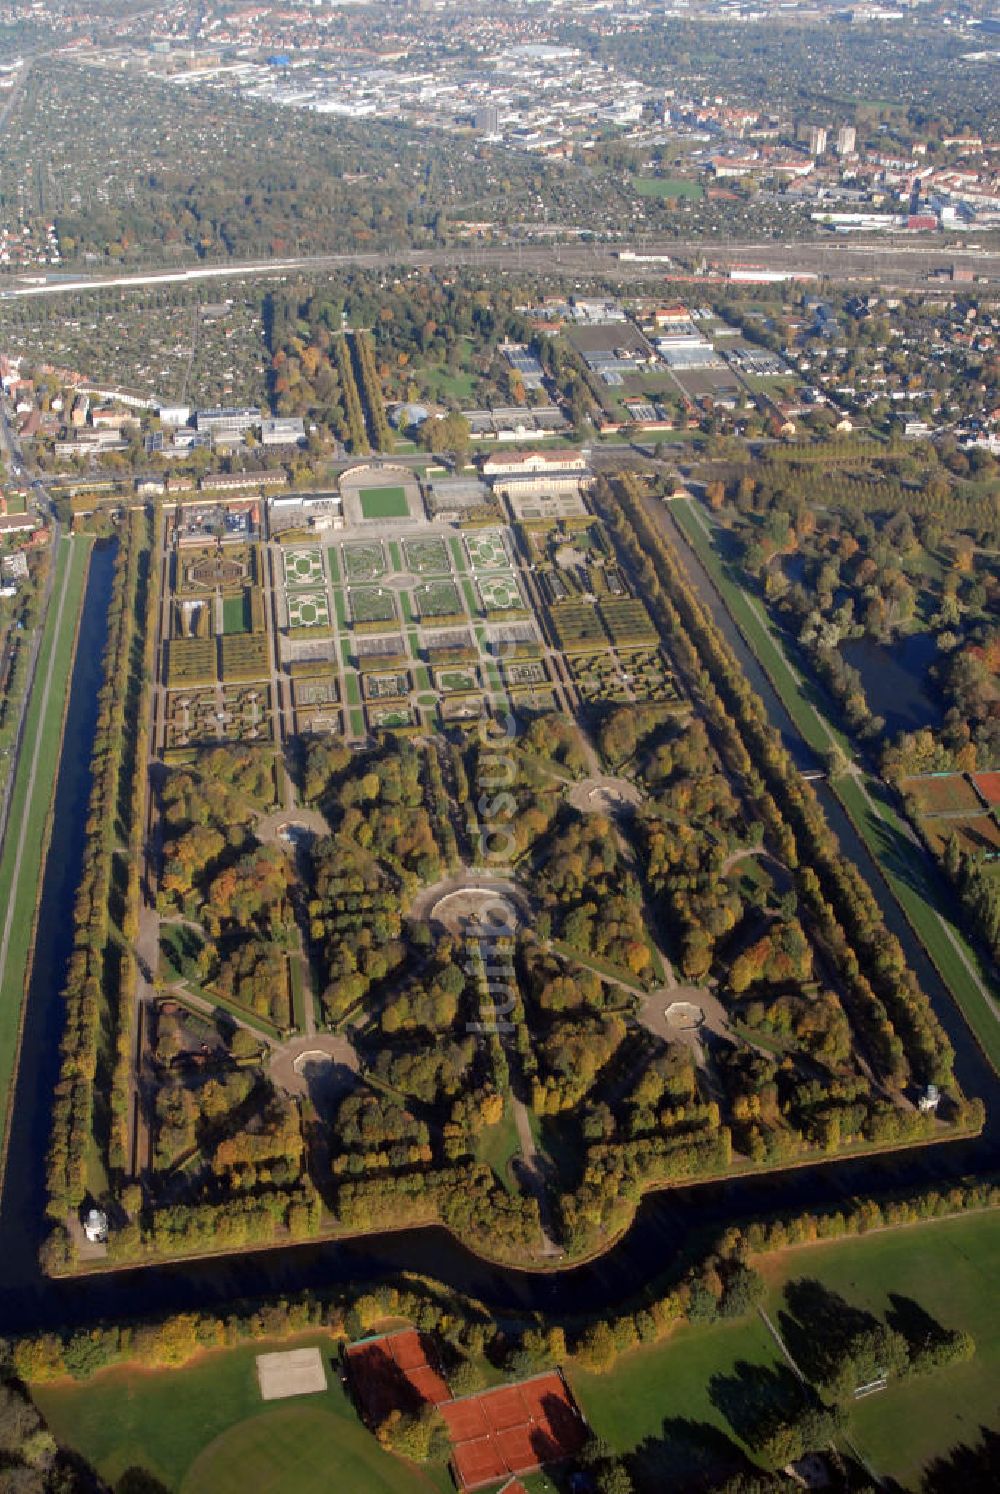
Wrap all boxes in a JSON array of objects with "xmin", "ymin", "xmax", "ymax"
[
  {"xmin": 0, "ymin": 526, "xmax": 996, "ymax": 1340},
  {"xmin": 842, "ymin": 632, "xmax": 942, "ymax": 739}
]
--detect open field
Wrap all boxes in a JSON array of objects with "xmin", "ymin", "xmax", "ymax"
[
  {"xmin": 632, "ymin": 175, "xmax": 704, "ymax": 199},
  {"xmin": 35, "ymin": 1336, "xmax": 452, "ymax": 1494},
  {"xmin": 572, "ymin": 1211, "xmax": 1000, "ymax": 1491},
  {"xmin": 0, "ymin": 536, "xmax": 91, "ymax": 1154},
  {"xmin": 360, "ymin": 485, "xmax": 409, "ymax": 520}
]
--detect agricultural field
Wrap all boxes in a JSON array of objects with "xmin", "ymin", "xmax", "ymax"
[
  {"xmin": 342, "ymin": 541, "xmax": 387, "ymax": 582},
  {"xmin": 283, "ymin": 549, "xmax": 325, "ymax": 589},
  {"xmin": 348, "ymin": 588, "xmax": 397, "ymax": 626}
]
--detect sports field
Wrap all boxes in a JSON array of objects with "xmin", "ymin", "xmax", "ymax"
[
  {"xmin": 35, "ymin": 1336, "xmax": 453, "ymax": 1494},
  {"xmin": 0, "ymin": 536, "xmax": 91, "ymax": 1153},
  {"xmin": 901, "ymin": 774, "xmax": 982, "ymax": 817},
  {"xmin": 221, "ymin": 593, "xmax": 249, "ymax": 635},
  {"xmin": 360, "ymin": 486, "xmax": 409, "ymax": 520},
  {"xmin": 632, "ymin": 175, "xmax": 703, "ymax": 200}
]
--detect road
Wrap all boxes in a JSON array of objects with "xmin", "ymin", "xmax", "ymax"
[{"xmin": 1, "ymin": 235, "xmax": 998, "ymax": 302}]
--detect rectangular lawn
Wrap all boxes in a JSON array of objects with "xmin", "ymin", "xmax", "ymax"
[{"xmin": 359, "ymin": 486, "xmax": 409, "ymax": 520}]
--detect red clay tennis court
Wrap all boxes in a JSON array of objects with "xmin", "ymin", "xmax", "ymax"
[
  {"xmin": 346, "ymin": 1328, "xmax": 451, "ymax": 1425},
  {"xmin": 973, "ymin": 771, "xmax": 1000, "ymax": 807},
  {"xmin": 441, "ymin": 1370, "xmax": 587, "ymax": 1490}
]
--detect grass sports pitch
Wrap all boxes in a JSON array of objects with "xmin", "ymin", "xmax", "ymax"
[{"xmin": 359, "ymin": 485, "xmax": 409, "ymax": 520}]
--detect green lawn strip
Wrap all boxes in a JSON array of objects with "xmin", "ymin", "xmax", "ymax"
[
  {"xmin": 289, "ymin": 953, "xmax": 306, "ymax": 1031},
  {"xmin": 332, "ymin": 590, "xmax": 348, "ymax": 630},
  {"xmin": 166, "ymin": 978, "xmax": 281, "ymax": 1043},
  {"xmin": 448, "ymin": 537, "xmax": 467, "ymax": 573},
  {"xmin": 344, "ymin": 672, "xmax": 361, "ymax": 706},
  {"xmin": 0, "ymin": 537, "xmax": 91, "ymax": 1147},
  {"xmin": 758, "ymin": 1211, "xmax": 1000, "ymax": 1489},
  {"xmin": 671, "ymin": 500, "xmax": 850, "ymax": 758},
  {"xmin": 350, "ymin": 707, "xmax": 365, "ymax": 737},
  {"xmin": 474, "ymin": 1101, "xmax": 521, "ymax": 1194},
  {"xmin": 414, "ymin": 665, "xmax": 432, "ymax": 693},
  {"xmin": 407, "ymin": 629, "xmax": 421, "ymax": 660},
  {"xmin": 325, "ymin": 548, "xmax": 340, "ymax": 584},
  {"xmin": 159, "ymin": 930, "xmax": 282, "ymax": 1040},
  {"xmin": 387, "ymin": 541, "xmax": 403, "ymax": 573},
  {"xmin": 460, "ymin": 578, "xmax": 479, "ymax": 616},
  {"xmin": 399, "ymin": 591, "xmax": 414, "ymax": 625},
  {"xmin": 834, "ymin": 775, "xmax": 1000, "ymax": 1074},
  {"xmin": 548, "ymin": 939, "xmax": 647, "ymax": 992},
  {"xmin": 35, "ymin": 1335, "xmax": 451, "ymax": 1494}
]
